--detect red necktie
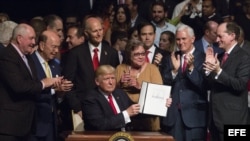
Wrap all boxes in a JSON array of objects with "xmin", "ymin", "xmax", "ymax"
[
  {"xmin": 145, "ymin": 51, "xmax": 150, "ymax": 63},
  {"xmin": 108, "ymin": 94, "xmax": 117, "ymax": 114},
  {"xmin": 93, "ymin": 48, "xmax": 99, "ymax": 70},
  {"xmin": 182, "ymin": 55, "xmax": 187, "ymax": 73},
  {"xmin": 221, "ymin": 53, "xmax": 228, "ymax": 66},
  {"xmin": 247, "ymin": 80, "xmax": 250, "ymax": 91}
]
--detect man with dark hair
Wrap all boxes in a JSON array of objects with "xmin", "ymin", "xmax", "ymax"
[{"xmin": 204, "ymin": 22, "xmax": 250, "ymax": 141}]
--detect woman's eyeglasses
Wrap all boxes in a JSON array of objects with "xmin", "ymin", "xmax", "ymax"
[{"xmin": 133, "ymin": 52, "xmax": 146, "ymax": 57}]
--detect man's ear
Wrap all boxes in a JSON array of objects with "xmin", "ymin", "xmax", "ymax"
[
  {"xmin": 39, "ymin": 41, "xmax": 45, "ymax": 51},
  {"xmin": 95, "ymin": 78, "xmax": 100, "ymax": 86}
]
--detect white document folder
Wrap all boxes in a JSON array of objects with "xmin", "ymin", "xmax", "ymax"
[{"xmin": 138, "ymin": 82, "xmax": 171, "ymax": 117}]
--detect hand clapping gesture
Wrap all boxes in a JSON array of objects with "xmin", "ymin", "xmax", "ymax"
[{"xmin": 203, "ymin": 47, "xmax": 221, "ymax": 73}]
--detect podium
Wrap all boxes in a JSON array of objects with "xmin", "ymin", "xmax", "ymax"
[{"xmin": 65, "ymin": 131, "xmax": 174, "ymax": 141}]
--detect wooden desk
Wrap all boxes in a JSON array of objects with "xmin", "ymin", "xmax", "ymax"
[{"xmin": 65, "ymin": 131, "xmax": 174, "ymax": 141}]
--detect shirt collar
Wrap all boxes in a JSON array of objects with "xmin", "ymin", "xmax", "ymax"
[{"xmin": 35, "ymin": 51, "xmax": 46, "ymax": 64}]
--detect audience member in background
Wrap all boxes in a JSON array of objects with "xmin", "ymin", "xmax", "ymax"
[
  {"xmin": 116, "ymin": 39, "xmax": 163, "ymax": 131},
  {"xmin": 238, "ymin": 25, "xmax": 250, "ymax": 55},
  {"xmin": 0, "ymin": 12, "xmax": 9, "ymax": 23},
  {"xmin": 91, "ymin": 0, "xmax": 115, "ymax": 36},
  {"xmin": 203, "ymin": 22, "xmax": 250, "ymax": 141},
  {"xmin": 159, "ymin": 31, "xmax": 176, "ymax": 53},
  {"xmin": 64, "ymin": 14, "xmax": 80, "ymax": 30},
  {"xmin": 29, "ymin": 18, "xmax": 46, "ymax": 52},
  {"xmin": 238, "ymin": 25, "xmax": 250, "ymax": 125},
  {"xmin": 44, "ymin": 14, "xmax": 64, "ymax": 43},
  {"xmin": 62, "ymin": 16, "xmax": 119, "ymax": 130},
  {"xmin": 104, "ymin": 4, "xmax": 131, "ymax": 45},
  {"xmin": 181, "ymin": 0, "xmax": 223, "ymax": 40},
  {"xmin": 0, "ymin": 23, "xmax": 62, "ymax": 141},
  {"xmin": 82, "ymin": 65, "xmax": 140, "ymax": 131},
  {"xmin": 151, "ymin": 0, "xmax": 176, "ymax": 46},
  {"xmin": 234, "ymin": 0, "xmax": 250, "ymax": 41},
  {"xmin": 0, "ymin": 20, "xmax": 17, "ymax": 47},
  {"xmin": 172, "ymin": 0, "xmax": 202, "ymax": 22},
  {"xmin": 44, "ymin": 14, "xmax": 65, "ymax": 62},
  {"xmin": 194, "ymin": 20, "xmax": 224, "ymax": 54},
  {"xmin": 111, "ymin": 30, "xmax": 128, "ymax": 64},
  {"xmin": 30, "ymin": 30, "xmax": 73, "ymax": 141},
  {"xmin": 128, "ymin": 26, "xmax": 138, "ymax": 40},
  {"xmin": 161, "ymin": 24, "xmax": 207, "ymax": 141},
  {"xmin": 125, "ymin": 0, "xmax": 146, "ymax": 28}
]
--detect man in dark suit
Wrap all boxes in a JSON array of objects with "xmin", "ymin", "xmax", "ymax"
[
  {"xmin": 137, "ymin": 22, "xmax": 169, "ymax": 67},
  {"xmin": 203, "ymin": 22, "xmax": 250, "ymax": 141},
  {"xmin": 161, "ymin": 24, "xmax": 208, "ymax": 141},
  {"xmin": 30, "ymin": 30, "xmax": 73, "ymax": 141},
  {"xmin": 0, "ymin": 24, "xmax": 62, "ymax": 141},
  {"xmin": 62, "ymin": 16, "xmax": 119, "ymax": 127},
  {"xmin": 125, "ymin": 0, "xmax": 147, "ymax": 28},
  {"xmin": 194, "ymin": 20, "xmax": 224, "ymax": 54},
  {"xmin": 82, "ymin": 65, "xmax": 140, "ymax": 131}
]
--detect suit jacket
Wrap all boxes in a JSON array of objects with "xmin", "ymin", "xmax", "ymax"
[
  {"xmin": 161, "ymin": 49, "xmax": 208, "ymax": 129},
  {"xmin": 0, "ymin": 43, "xmax": 4, "ymax": 48},
  {"xmin": 207, "ymin": 45, "xmax": 250, "ymax": 132},
  {"xmin": 31, "ymin": 52, "xmax": 61, "ymax": 137},
  {"xmin": 62, "ymin": 41, "xmax": 119, "ymax": 112},
  {"xmin": 82, "ymin": 88, "xmax": 133, "ymax": 131},
  {"xmin": 151, "ymin": 45, "xmax": 170, "ymax": 73},
  {"xmin": 241, "ymin": 40, "xmax": 250, "ymax": 55},
  {"xmin": 194, "ymin": 38, "xmax": 224, "ymax": 54},
  {"xmin": 151, "ymin": 45, "xmax": 170, "ymax": 63},
  {"xmin": 0, "ymin": 44, "xmax": 43, "ymax": 136}
]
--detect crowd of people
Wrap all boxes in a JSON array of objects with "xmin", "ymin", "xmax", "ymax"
[{"xmin": 1, "ymin": 0, "xmax": 250, "ymax": 141}]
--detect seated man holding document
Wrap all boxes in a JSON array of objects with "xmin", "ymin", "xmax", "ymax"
[
  {"xmin": 115, "ymin": 39, "xmax": 169, "ymax": 131},
  {"xmin": 81, "ymin": 65, "xmax": 140, "ymax": 131}
]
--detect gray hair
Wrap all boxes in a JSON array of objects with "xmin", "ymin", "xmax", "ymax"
[{"xmin": 176, "ymin": 24, "xmax": 195, "ymax": 37}]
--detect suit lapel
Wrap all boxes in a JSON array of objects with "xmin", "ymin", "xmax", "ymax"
[
  {"xmin": 100, "ymin": 44, "xmax": 108, "ymax": 65},
  {"xmin": 112, "ymin": 92, "xmax": 123, "ymax": 111},
  {"xmin": 222, "ymin": 45, "xmax": 240, "ymax": 68},
  {"xmin": 9, "ymin": 45, "xmax": 34, "ymax": 79}
]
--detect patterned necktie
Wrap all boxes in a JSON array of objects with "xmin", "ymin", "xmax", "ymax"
[
  {"xmin": 93, "ymin": 48, "xmax": 99, "ymax": 71},
  {"xmin": 22, "ymin": 55, "xmax": 32, "ymax": 75},
  {"xmin": 108, "ymin": 94, "xmax": 117, "ymax": 114},
  {"xmin": 221, "ymin": 53, "xmax": 229, "ymax": 66},
  {"xmin": 182, "ymin": 55, "xmax": 187, "ymax": 73},
  {"xmin": 44, "ymin": 61, "xmax": 51, "ymax": 78},
  {"xmin": 145, "ymin": 51, "xmax": 150, "ymax": 63}
]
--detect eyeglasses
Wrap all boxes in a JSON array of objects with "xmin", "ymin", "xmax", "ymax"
[{"xmin": 133, "ymin": 52, "xmax": 146, "ymax": 57}]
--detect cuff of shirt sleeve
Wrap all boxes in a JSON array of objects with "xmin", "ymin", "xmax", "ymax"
[
  {"xmin": 122, "ymin": 111, "xmax": 131, "ymax": 124},
  {"xmin": 41, "ymin": 81, "xmax": 45, "ymax": 89},
  {"xmin": 215, "ymin": 69, "xmax": 222, "ymax": 79}
]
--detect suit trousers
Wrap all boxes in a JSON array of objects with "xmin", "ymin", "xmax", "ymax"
[{"xmin": 165, "ymin": 110, "xmax": 206, "ymax": 141}]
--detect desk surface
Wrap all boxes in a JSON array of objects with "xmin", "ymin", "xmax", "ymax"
[{"xmin": 65, "ymin": 131, "xmax": 174, "ymax": 141}]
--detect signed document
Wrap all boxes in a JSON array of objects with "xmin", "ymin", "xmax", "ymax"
[{"xmin": 138, "ymin": 82, "xmax": 171, "ymax": 117}]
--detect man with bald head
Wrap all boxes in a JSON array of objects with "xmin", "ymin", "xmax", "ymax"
[
  {"xmin": 194, "ymin": 20, "xmax": 224, "ymax": 54},
  {"xmin": 0, "ymin": 24, "xmax": 62, "ymax": 141},
  {"xmin": 30, "ymin": 30, "xmax": 73, "ymax": 141},
  {"xmin": 62, "ymin": 15, "xmax": 119, "ymax": 130}
]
